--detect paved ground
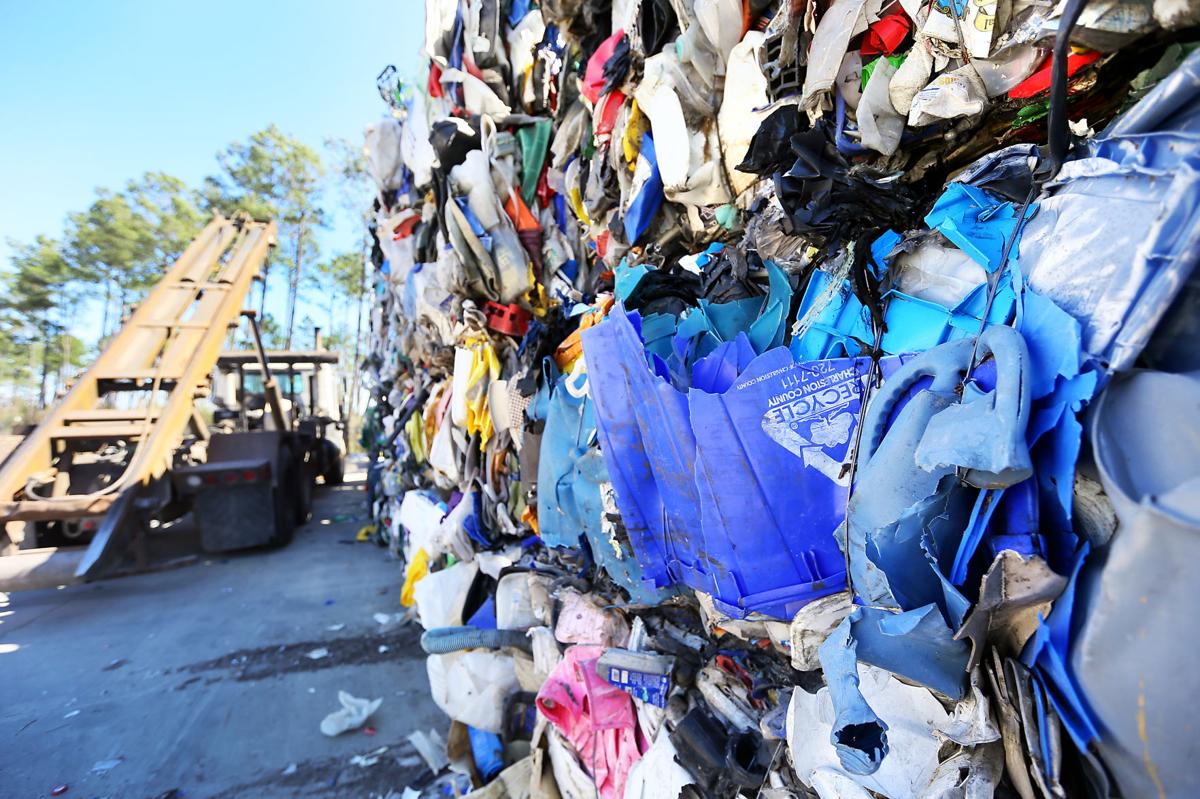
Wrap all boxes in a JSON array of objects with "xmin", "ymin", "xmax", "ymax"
[{"xmin": 0, "ymin": 469, "xmax": 444, "ymax": 799}]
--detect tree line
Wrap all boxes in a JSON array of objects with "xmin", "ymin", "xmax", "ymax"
[{"xmin": 1, "ymin": 125, "xmax": 371, "ymax": 429}]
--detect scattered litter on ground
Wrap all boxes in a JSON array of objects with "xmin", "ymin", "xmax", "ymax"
[
  {"xmin": 349, "ymin": 746, "xmax": 389, "ymax": 768},
  {"xmin": 90, "ymin": 758, "xmax": 123, "ymax": 775},
  {"xmin": 320, "ymin": 691, "xmax": 382, "ymax": 737}
]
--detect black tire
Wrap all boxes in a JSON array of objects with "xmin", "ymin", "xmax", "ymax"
[
  {"xmin": 269, "ymin": 453, "xmax": 297, "ymax": 547},
  {"xmin": 324, "ymin": 454, "xmax": 345, "ymax": 486},
  {"xmin": 293, "ymin": 451, "xmax": 314, "ymax": 526}
]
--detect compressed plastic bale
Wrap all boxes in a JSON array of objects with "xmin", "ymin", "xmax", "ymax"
[
  {"xmin": 420, "ymin": 626, "xmax": 533, "ymax": 653},
  {"xmin": 400, "ymin": 91, "xmax": 438, "ymax": 189},
  {"xmin": 423, "ymin": 0, "xmax": 459, "ymax": 64},
  {"xmin": 889, "ymin": 36, "xmax": 934, "ymax": 114},
  {"xmin": 545, "ymin": 726, "xmax": 597, "ymax": 799},
  {"xmin": 364, "ymin": 118, "xmax": 407, "ymax": 192},
  {"xmin": 790, "ymin": 591, "xmax": 855, "ymax": 671},
  {"xmin": 857, "ymin": 56, "xmax": 905, "ymax": 156},
  {"xmin": 398, "ymin": 490, "xmax": 448, "ymax": 557},
  {"xmin": 695, "ymin": 0, "xmax": 744, "ymax": 65},
  {"xmin": 1070, "ymin": 370, "xmax": 1200, "ymax": 799},
  {"xmin": 622, "ymin": 733, "xmax": 696, "ymax": 799},
  {"xmin": 536, "ymin": 645, "xmax": 644, "ymax": 799},
  {"xmin": 427, "ymin": 650, "xmax": 519, "ymax": 733},
  {"xmin": 907, "ymin": 64, "xmax": 989, "ymax": 127},
  {"xmin": 412, "ymin": 560, "xmax": 479, "ymax": 628},
  {"xmin": 554, "ymin": 588, "xmax": 630, "ymax": 647},
  {"xmin": 495, "ymin": 572, "xmax": 540, "ymax": 630},
  {"xmin": 400, "ymin": 548, "xmax": 430, "ymax": 607},
  {"xmin": 1017, "ymin": 48, "xmax": 1200, "ymax": 372},
  {"xmin": 720, "ymin": 33, "xmax": 773, "ymax": 196},
  {"xmin": 440, "ymin": 68, "xmax": 512, "ymax": 117},
  {"xmin": 802, "ymin": 0, "xmax": 870, "ymax": 112},
  {"xmin": 786, "ymin": 662, "xmax": 951, "ymax": 796}
]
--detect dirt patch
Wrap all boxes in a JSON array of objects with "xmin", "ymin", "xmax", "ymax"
[
  {"xmin": 202, "ymin": 739, "xmax": 432, "ymax": 799},
  {"xmin": 177, "ymin": 625, "xmax": 423, "ymax": 682}
]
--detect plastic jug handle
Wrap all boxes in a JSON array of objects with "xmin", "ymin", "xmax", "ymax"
[
  {"xmin": 972, "ymin": 325, "xmax": 1031, "ymax": 449},
  {"xmin": 857, "ymin": 339, "xmax": 974, "ymax": 468}
]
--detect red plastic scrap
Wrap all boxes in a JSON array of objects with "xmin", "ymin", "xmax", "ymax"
[
  {"xmin": 594, "ymin": 229, "xmax": 611, "ymax": 259},
  {"xmin": 428, "ymin": 62, "xmax": 444, "ymax": 98},
  {"xmin": 1008, "ymin": 50, "xmax": 1102, "ymax": 99},
  {"xmin": 861, "ymin": 8, "xmax": 912, "ymax": 57},
  {"xmin": 583, "ymin": 30, "xmax": 626, "ymax": 104},
  {"xmin": 593, "ymin": 92, "xmax": 626, "ymax": 142},
  {"xmin": 50, "ymin": 786, "xmax": 68, "ymax": 796},
  {"xmin": 392, "ymin": 212, "xmax": 421, "ymax": 241},
  {"xmin": 484, "ymin": 302, "xmax": 533, "ymax": 337},
  {"xmin": 536, "ymin": 164, "xmax": 553, "ymax": 209},
  {"xmin": 715, "ymin": 654, "xmax": 755, "ymax": 690},
  {"xmin": 462, "ymin": 53, "xmax": 486, "ymax": 82}
]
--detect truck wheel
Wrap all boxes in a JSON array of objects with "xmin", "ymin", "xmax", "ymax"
[
  {"xmin": 270, "ymin": 454, "xmax": 297, "ymax": 547},
  {"xmin": 325, "ymin": 454, "xmax": 345, "ymax": 486},
  {"xmin": 270, "ymin": 486, "xmax": 295, "ymax": 546},
  {"xmin": 293, "ymin": 452, "xmax": 314, "ymax": 526}
]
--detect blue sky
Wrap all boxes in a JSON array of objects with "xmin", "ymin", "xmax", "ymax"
[{"xmin": 0, "ymin": 0, "xmax": 425, "ymax": 340}]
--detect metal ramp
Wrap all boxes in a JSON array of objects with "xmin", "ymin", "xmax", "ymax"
[{"xmin": 0, "ymin": 213, "xmax": 276, "ymax": 579}]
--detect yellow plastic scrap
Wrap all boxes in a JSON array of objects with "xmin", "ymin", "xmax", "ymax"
[
  {"xmin": 521, "ymin": 503, "xmax": 539, "ymax": 535},
  {"xmin": 526, "ymin": 264, "xmax": 550, "ymax": 315},
  {"xmin": 622, "ymin": 100, "xmax": 649, "ymax": 171},
  {"xmin": 405, "ymin": 410, "xmax": 426, "ymax": 464},
  {"xmin": 400, "ymin": 547, "xmax": 430, "ymax": 607},
  {"xmin": 569, "ymin": 183, "xmax": 592, "ymax": 226},
  {"xmin": 463, "ymin": 332, "xmax": 500, "ymax": 449}
]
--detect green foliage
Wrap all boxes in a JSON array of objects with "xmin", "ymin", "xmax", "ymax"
[
  {"xmin": 207, "ymin": 125, "xmax": 326, "ymax": 225},
  {"xmin": 314, "ymin": 251, "xmax": 366, "ymax": 302},
  {"xmin": 232, "ymin": 312, "xmax": 286, "ymax": 351},
  {"xmin": 65, "ymin": 172, "xmax": 206, "ymax": 331},
  {"xmin": 1, "ymin": 237, "xmax": 90, "ymax": 407},
  {"xmin": 324, "ymin": 136, "xmax": 373, "ymax": 217},
  {"xmin": 4, "ymin": 235, "xmax": 76, "ymax": 326},
  {"xmin": 205, "ymin": 125, "xmax": 327, "ymax": 348}
]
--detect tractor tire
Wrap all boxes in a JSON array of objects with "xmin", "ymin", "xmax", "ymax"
[
  {"xmin": 293, "ymin": 451, "xmax": 314, "ymax": 526},
  {"xmin": 324, "ymin": 454, "xmax": 345, "ymax": 486},
  {"xmin": 269, "ymin": 451, "xmax": 298, "ymax": 547}
]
